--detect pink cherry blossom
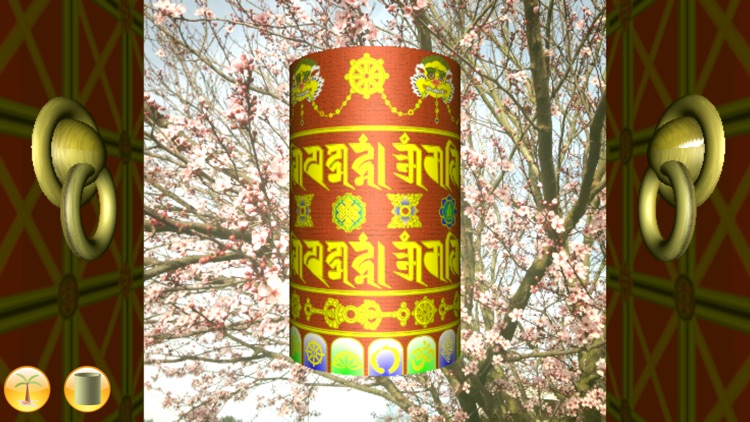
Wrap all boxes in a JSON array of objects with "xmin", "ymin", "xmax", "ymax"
[
  {"xmin": 596, "ymin": 358, "xmax": 606, "ymax": 377},
  {"xmin": 253, "ymin": 10, "xmax": 273, "ymax": 27},
  {"xmin": 194, "ymin": 6, "xmax": 214, "ymax": 19},
  {"xmin": 213, "ymin": 173, "xmax": 232, "ymax": 192},
  {"xmin": 144, "ymin": 0, "xmax": 607, "ymax": 419},
  {"xmin": 509, "ymin": 307, "xmax": 524, "ymax": 322},
  {"xmin": 229, "ymin": 55, "xmax": 251, "ymax": 73},
  {"xmin": 258, "ymin": 273, "xmax": 288, "ymax": 305},
  {"xmin": 506, "ymin": 70, "xmax": 528, "ymax": 83},
  {"xmin": 153, "ymin": 0, "xmax": 186, "ymax": 25}
]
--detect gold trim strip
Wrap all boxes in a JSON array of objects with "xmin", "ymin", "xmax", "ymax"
[
  {"xmin": 291, "ymin": 320, "xmax": 459, "ymax": 338},
  {"xmin": 290, "ymin": 283, "xmax": 459, "ymax": 297},
  {"xmin": 290, "ymin": 125, "xmax": 460, "ymax": 140}
]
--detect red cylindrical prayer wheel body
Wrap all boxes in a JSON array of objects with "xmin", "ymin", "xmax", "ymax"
[{"xmin": 289, "ymin": 46, "xmax": 460, "ymax": 375}]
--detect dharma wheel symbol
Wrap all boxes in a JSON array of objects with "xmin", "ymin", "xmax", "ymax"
[
  {"xmin": 305, "ymin": 341, "xmax": 325, "ymax": 367},
  {"xmin": 346, "ymin": 53, "xmax": 389, "ymax": 100},
  {"xmin": 413, "ymin": 296, "xmax": 437, "ymax": 329}
]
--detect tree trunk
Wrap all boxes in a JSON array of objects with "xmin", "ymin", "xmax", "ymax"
[
  {"xmin": 25, "ymin": 384, "xmax": 30, "ymax": 402},
  {"xmin": 416, "ymin": 13, "xmax": 432, "ymax": 51}
]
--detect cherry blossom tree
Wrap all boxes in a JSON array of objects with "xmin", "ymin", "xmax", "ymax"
[{"xmin": 144, "ymin": 0, "xmax": 606, "ymax": 420}]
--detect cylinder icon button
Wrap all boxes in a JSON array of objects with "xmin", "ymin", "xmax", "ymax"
[
  {"xmin": 74, "ymin": 372, "xmax": 101, "ymax": 405},
  {"xmin": 64, "ymin": 366, "xmax": 110, "ymax": 412}
]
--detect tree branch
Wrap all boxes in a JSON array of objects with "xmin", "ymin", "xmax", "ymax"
[
  {"xmin": 564, "ymin": 93, "xmax": 605, "ymax": 232},
  {"xmin": 145, "ymin": 252, "xmax": 241, "ymax": 280},
  {"xmin": 523, "ymin": 0, "xmax": 557, "ymax": 202},
  {"xmin": 145, "ymin": 207, "xmax": 253, "ymax": 241}
]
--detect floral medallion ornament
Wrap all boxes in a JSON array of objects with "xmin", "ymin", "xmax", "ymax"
[
  {"xmin": 387, "ymin": 193, "xmax": 422, "ymax": 228},
  {"xmin": 674, "ymin": 274, "xmax": 695, "ymax": 320},
  {"xmin": 294, "ymin": 194, "xmax": 314, "ymax": 228},
  {"xmin": 440, "ymin": 195, "xmax": 457, "ymax": 229},
  {"xmin": 290, "ymin": 47, "xmax": 460, "ymax": 376},
  {"xmin": 332, "ymin": 193, "xmax": 366, "ymax": 232},
  {"xmin": 57, "ymin": 274, "xmax": 78, "ymax": 319}
]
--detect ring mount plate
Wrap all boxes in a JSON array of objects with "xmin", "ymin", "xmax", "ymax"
[
  {"xmin": 32, "ymin": 97, "xmax": 100, "ymax": 207},
  {"xmin": 654, "ymin": 95, "xmax": 725, "ymax": 207}
]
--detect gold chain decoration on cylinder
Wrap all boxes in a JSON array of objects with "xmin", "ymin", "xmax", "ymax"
[{"xmin": 297, "ymin": 53, "xmax": 459, "ymax": 125}]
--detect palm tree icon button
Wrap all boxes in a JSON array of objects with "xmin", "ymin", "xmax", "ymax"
[{"xmin": 3, "ymin": 366, "xmax": 51, "ymax": 412}]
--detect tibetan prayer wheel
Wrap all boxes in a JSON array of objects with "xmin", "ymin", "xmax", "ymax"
[{"xmin": 289, "ymin": 46, "xmax": 461, "ymax": 375}]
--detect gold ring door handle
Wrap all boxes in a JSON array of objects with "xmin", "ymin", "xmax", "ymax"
[
  {"xmin": 31, "ymin": 97, "xmax": 117, "ymax": 261},
  {"xmin": 638, "ymin": 95, "xmax": 725, "ymax": 261}
]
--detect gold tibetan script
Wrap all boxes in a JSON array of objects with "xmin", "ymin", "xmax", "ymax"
[
  {"xmin": 393, "ymin": 231, "xmax": 459, "ymax": 287},
  {"xmin": 291, "ymin": 234, "xmax": 327, "ymax": 287},
  {"xmin": 291, "ymin": 232, "xmax": 389, "ymax": 289},
  {"xmin": 291, "ymin": 231, "xmax": 460, "ymax": 289},
  {"xmin": 422, "ymin": 231, "xmax": 460, "ymax": 282},
  {"xmin": 291, "ymin": 134, "xmax": 390, "ymax": 191},
  {"xmin": 352, "ymin": 134, "xmax": 390, "ymax": 190},
  {"xmin": 394, "ymin": 133, "xmax": 459, "ymax": 191},
  {"xmin": 292, "ymin": 133, "xmax": 459, "ymax": 192}
]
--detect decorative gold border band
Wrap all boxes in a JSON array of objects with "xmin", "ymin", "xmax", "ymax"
[
  {"xmin": 290, "ymin": 282, "xmax": 459, "ymax": 297},
  {"xmin": 291, "ymin": 125, "xmax": 460, "ymax": 140},
  {"xmin": 291, "ymin": 319, "xmax": 460, "ymax": 338}
]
